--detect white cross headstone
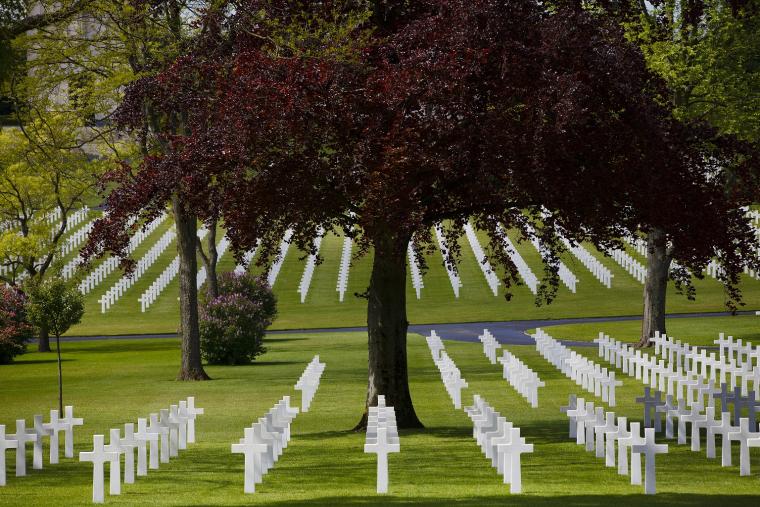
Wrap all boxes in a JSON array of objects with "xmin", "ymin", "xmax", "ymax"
[
  {"xmin": 618, "ymin": 422, "xmax": 645, "ymax": 485},
  {"xmin": 61, "ymin": 405, "xmax": 84, "ymax": 458},
  {"xmin": 499, "ymin": 428, "xmax": 533, "ymax": 494},
  {"xmin": 44, "ymin": 409, "xmax": 70, "ymax": 465},
  {"xmin": 364, "ymin": 426, "xmax": 400, "ymax": 494},
  {"xmin": 103, "ymin": 429, "xmax": 124, "ymax": 495},
  {"xmin": 134, "ymin": 418, "xmax": 158, "ymax": 475},
  {"xmin": 631, "ymin": 428, "xmax": 668, "ymax": 495},
  {"xmin": 79, "ymin": 434, "xmax": 119, "ymax": 504},
  {"xmin": 231, "ymin": 427, "xmax": 269, "ymax": 493},
  {"xmin": 9, "ymin": 420, "xmax": 37, "ymax": 477},
  {"xmin": 707, "ymin": 412, "xmax": 736, "ymax": 467},
  {"xmin": 32, "ymin": 415, "xmax": 50, "ymax": 470},
  {"xmin": 120, "ymin": 423, "xmax": 138, "ymax": 484},
  {"xmin": 0, "ymin": 425, "xmax": 18, "ymax": 486},
  {"xmin": 728, "ymin": 417, "xmax": 760, "ymax": 476},
  {"xmin": 185, "ymin": 397, "xmax": 204, "ymax": 444},
  {"xmin": 151, "ymin": 412, "xmax": 170, "ymax": 463},
  {"xmin": 604, "ymin": 416, "xmax": 627, "ymax": 469}
]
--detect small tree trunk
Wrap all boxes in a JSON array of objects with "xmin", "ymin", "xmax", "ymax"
[
  {"xmin": 355, "ymin": 229, "xmax": 423, "ymax": 430},
  {"xmin": 198, "ymin": 223, "xmax": 219, "ymax": 300},
  {"xmin": 173, "ymin": 196, "xmax": 210, "ymax": 381},
  {"xmin": 55, "ymin": 333, "xmax": 63, "ymax": 414},
  {"xmin": 38, "ymin": 323, "xmax": 51, "ymax": 352},
  {"xmin": 640, "ymin": 227, "xmax": 671, "ymax": 347}
]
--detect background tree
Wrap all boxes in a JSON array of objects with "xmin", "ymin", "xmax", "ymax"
[
  {"xmin": 26, "ymin": 277, "xmax": 84, "ymax": 413},
  {"xmin": 90, "ymin": 0, "xmax": 759, "ymax": 427},
  {"xmin": 622, "ymin": 0, "xmax": 760, "ymax": 345}
]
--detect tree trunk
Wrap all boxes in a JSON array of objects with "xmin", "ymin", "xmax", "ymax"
[
  {"xmin": 173, "ymin": 196, "xmax": 210, "ymax": 381},
  {"xmin": 38, "ymin": 323, "xmax": 51, "ymax": 352},
  {"xmin": 640, "ymin": 227, "xmax": 671, "ymax": 347},
  {"xmin": 197, "ymin": 223, "xmax": 219, "ymax": 300},
  {"xmin": 55, "ymin": 334, "xmax": 63, "ymax": 414},
  {"xmin": 355, "ymin": 230, "xmax": 423, "ymax": 430}
]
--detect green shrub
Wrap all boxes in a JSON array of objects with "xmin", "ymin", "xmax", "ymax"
[{"xmin": 199, "ymin": 272, "xmax": 277, "ymax": 365}]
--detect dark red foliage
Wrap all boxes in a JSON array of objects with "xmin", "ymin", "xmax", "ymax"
[{"xmin": 85, "ymin": 0, "xmax": 760, "ymax": 306}]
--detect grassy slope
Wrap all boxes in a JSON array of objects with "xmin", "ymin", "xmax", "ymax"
[
  {"xmin": 66, "ymin": 226, "xmax": 760, "ymax": 336},
  {"xmin": 2, "ymin": 332, "xmax": 760, "ymax": 505}
]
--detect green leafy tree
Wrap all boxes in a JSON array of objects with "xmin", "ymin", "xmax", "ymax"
[{"xmin": 26, "ymin": 277, "xmax": 84, "ymax": 413}]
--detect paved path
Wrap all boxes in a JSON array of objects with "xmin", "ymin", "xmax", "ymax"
[{"xmin": 62, "ymin": 310, "xmax": 754, "ymax": 347}]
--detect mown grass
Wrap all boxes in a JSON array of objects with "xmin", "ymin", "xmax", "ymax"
[
  {"xmin": 67, "ymin": 226, "xmax": 760, "ymax": 336},
  {"xmin": 2, "ymin": 331, "xmax": 760, "ymax": 505}
]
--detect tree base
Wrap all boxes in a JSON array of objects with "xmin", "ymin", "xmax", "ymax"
[{"xmin": 176, "ymin": 368, "xmax": 211, "ymax": 381}]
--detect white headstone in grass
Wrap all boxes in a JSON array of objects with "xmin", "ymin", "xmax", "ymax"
[
  {"xmin": 692, "ymin": 406, "xmax": 718, "ymax": 454},
  {"xmin": 32, "ymin": 414, "xmax": 50, "ymax": 470},
  {"xmin": 185, "ymin": 397, "xmax": 204, "ymax": 444},
  {"xmin": 603, "ymin": 416, "xmax": 627, "ymax": 468},
  {"xmin": 499, "ymin": 428, "xmax": 533, "ymax": 494},
  {"xmin": 707, "ymin": 412, "xmax": 736, "ymax": 467},
  {"xmin": 9, "ymin": 420, "xmax": 37, "ymax": 477},
  {"xmin": 231, "ymin": 427, "xmax": 269, "ymax": 494},
  {"xmin": 632, "ymin": 428, "xmax": 668, "ymax": 495},
  {"xmin": 594, "ymin": 412, "xmax": 617, "ymax": 459},
  {"xmin": 120, "ymin": 423, "xmax": 138, "ymax": 484},
  {"xmin": 134, "ymin": 418, "xmax": 158, "ymax": 475},
  {"xmin": 609, "ymin": 417, "xmax": 631, "ymax": 474},
  {"xmin": 618, "ymin": 422, "xmax": 644, "ymax": 485},
  {"xmin": 364, "ymin": 426, "xmax": 400, "ymax": 494},
  {"xmin": 170, "ymin": 404, "xmax": 188, "ymax": 450},
  {"xmin": 44, "ymin": 409, "xmax": 70, "ymax": 465},
  {"xmin": 559, "ymin": 394, "xmax": 578, "ymax": 438},
  {"xmin": 728, "ymin": 418, "xmax": 760, "ymax": 476},
  {"xmin": 79, "ymin": 434, "xmax": 119, "ymax": 504},
  {"xmin": 103, "ymin": 429, "xmax": 124, "ymax": 495},
  {"xmin": 160, "ymin": 408, "xmax": 178, "ymax": 458},
  {"xmin": 490, "ymin": 421, "xmax": 514, "ymax": 474},
  {"xmin": 0, "ymin": 425, "xmax": 18, "ymax": 486},
  {"xmin": 149, "ymin": 413, "xmax": 169, "ymax": 465},
  {"xmin": 61, "ymin": 405, "xmax": 84, "ymax": 459}
]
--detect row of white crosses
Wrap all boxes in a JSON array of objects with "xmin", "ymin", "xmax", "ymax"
[
  {"xmin": 563, "ymin": 395, "xmax": 667, "ymax": 495},
  {"xmin": 605, "ymin": 247, "xmax": 646, "ymax": 283},
  {"xmin": 464, "ymin": 223, "xmax": 500, "ymax": 296},
  {"xmin": 297, "ymin": 228, "xmax": 324, "ymax": 303},
  {"xmin": 363, "ymin": 395, "xmax": 400, "ymax": 494},
  {"xmin": 99, "ymin": 226, "xmax": 178, "ymax": 313},
  {"xmin": 58, "ymin": 220, "xmax": 95, "ymax": 258},
  {"xmin": 196, "ymin": 235, "xmax": 231, "ymax": 289},
  {"xmin": 79, "ymin": 396, "xmax": 203, "ymax": 504},
  {"xmin": 533, "ymin": 328, "xmax": 622, "ymax": 406},
  {"xmin": 48, "ymin": 206, "xmax": 90, "ymax": 240},
  {"xmin": 559, "ymin": 236, "xmax": 613, "ymax": 288},
  {"xmin": 234, "ymin": 243, "xmax": 259, "ymax": 275},
  {"xmin": 497, "ymin": 226, "xmax": 539, "ymax": 295},
  {"xmin": 464, "ymin": 395, "xmax": 534, "ymax": 494},
  {"xmin": 479, "ymin": 329, "xmax": 502, "ymax": 364},
  {"xmin": 336, "ymin": 235, "xmax": 352, "ymax": 302},
  {"xmin": 523, "ymin": 224, "xmax": 578, "ymax": 293},
  {"xmin": 77, "ymin": 214, "xmax": 167, "ymax": 290},
  {"xmin": 266, "ymin": 229, "xmax": 294, "ymax": 287},
  {"xmin": 137, "ymin": 228, "xmax": 209, "ymax": 312},
  {"xmin": 426, "ymin": 331, "xmax": 468, "ymax": 409},
  {"xmin": 407, "ymin": 242, "xmax": 424, "ymax": 299},
  {"xmin": 497, "ymin": 349, "xmax": 544, "ymax": 408},
  {"xmin": 294, "ymin": 355, "xmax": 326, "ymax": 412},
  {"xmin": 364, "ymin": 394, "xmax": 401, "ymax": 494},
  {"xmin": 0, "ymin": 406, "xmax": 84, "ymax": 486},
  {"xmin": 434, "ymin": 225, "xmax": 463, "ymax": 298},
  {"xmin": 231, "ymin": 396, "xmax": 299, "ymax": 494}
]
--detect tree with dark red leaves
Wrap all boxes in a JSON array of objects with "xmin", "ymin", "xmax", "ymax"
[{"xmin": 87, "ymin": 0, "xmax": 759, "ymax": 428}]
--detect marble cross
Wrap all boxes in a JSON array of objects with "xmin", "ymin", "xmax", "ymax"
[
  {"xmin": 604, "ymin": 416, "xmax": 628, "ymax": 468},
  {"xmin": 692, "ymin": 406, "xmax": 718, "ymax": 454},
  {"xmin": 44, "ymin": 410, "xmax": 70, "ymax": 465},
  {"xmin": 103, "ymin": 428, "xmax": 125, "ymax": 495},
  {"xmin": 135, "ymin": 418, "xmax": 158, "ymax": 474},
  {"xmin": 631, "ymin": 428, "xmax": 668, "ymax": 495},
  {"xmin": 231, "ymin": 427, "xmax": 269, "ymax": 493},
  {"xmin": 0, "ymin": 425, "xmax": 18, "ymax": 486},
  {"xmin": 152, "ymin": 412, "xmax": 170, "ymax": 463},
  {"xmin": 707, "ymin": 411, "xmax": 737, "ymax": 467},
  {"xmin": 32, "ymin": 415, "xmax": 50, "ymax": 470},
  {"xmin": 728, "ymin": 417, "xmax": 760, "ymax": 476},
  {"xmin": 79, "ymin": 434, "xmax": 119, "ymax": 504},
  {"xmin": 364, "ymin": 426, "xmax": 400, "ymax": 494},
  {"xmin": 560, "ymin": 394, "xmax": 578, "ymax": 438},
  {"xmin": 636, "ymin": 387, "xmax": 663, "ymax": 431},
  {"xmin": 594, "ymin": 412, "xmax": 617, "ymax": 459},
  {"xmin": 618, "ymin": 422, "xmax": 644, "ymax": 485},
  {"xmin": 499, "ymin": 428, "xmax": 533, "ymax": 494},
  {"xmin": 61, "ymin": 406, "xmax": 84, "ymax": 459},
  {"xmin": 120, "ymin": 423, "xmax": 138, "ymax": 484},
  {"xmin": 9, "ymin": 419, "xmax": 37, "ymax": 477}
]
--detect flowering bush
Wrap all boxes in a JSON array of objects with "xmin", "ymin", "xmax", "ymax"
[
  {"xmin": 0, "ymin": 285, "xmax": 34, "ymax": 364},
  {"xmin": 199, "ymin": 272, "xmax": 277, "ymax": 365}
]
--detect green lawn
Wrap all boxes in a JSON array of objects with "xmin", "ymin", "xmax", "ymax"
[
  {"xmin": 2, "ymin": 331, "xmax": 760, "ymax": 505},
  {"xmin": 66, "ymin": 224, "xmax": 760, "ymax": 336},
  {"xmin": 532, "ymin": 314, "xmax": 760, "ymax": 347}
]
